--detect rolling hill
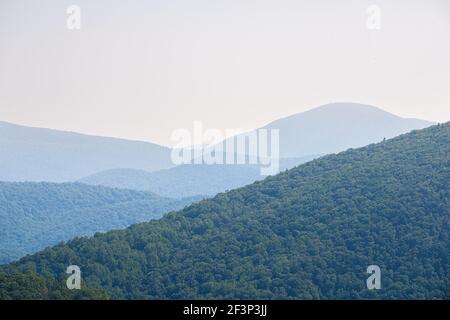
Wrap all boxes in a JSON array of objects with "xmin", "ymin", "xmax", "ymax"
[
  {"xmin": 78, "ymin": 156, "xmax": 319, "ymax": 198},
  {"xmin": 0, "ymin": 121, "xmax": 174, "ymax": 182},
  {"xmin": 2, "ymin": 122, "xmax": 448, "ymax": 299},
  {"xmin": 0, "ymin": 182, "xmax": 201, "ymax": 264}
]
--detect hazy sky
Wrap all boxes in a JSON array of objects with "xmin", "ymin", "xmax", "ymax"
[{"xmin": 0, "ymin": 0, "xmax": 449, "ymax": 146}]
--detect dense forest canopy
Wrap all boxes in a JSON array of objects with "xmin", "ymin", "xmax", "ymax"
[
  {"xmin": 1, "ymin": 123, "xmax": 449, "ymax": 299},
  {"xmin": 0, "ymin": 182, "xmax": 200, "ymax": 263},
  {"xmin": 0, "ymin": 271, "xmax": 108, "ymax": 300}
]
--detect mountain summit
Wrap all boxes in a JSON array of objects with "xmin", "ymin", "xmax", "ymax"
[{"xmin": 263, "ymin": 102, "xmax": 434, "ymax": 158}]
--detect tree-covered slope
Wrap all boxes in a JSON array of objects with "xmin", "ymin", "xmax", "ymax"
[
  {"xmin": 0, "ymin": 182, "xmax": 200, "ymax": 264},
  {"xmin": 0, "ymin": 271, "xmax": 108, "ymax": 300},
  {"xmin": 3, "ymin": 123, "xmax": 449, "ymax": 299}
]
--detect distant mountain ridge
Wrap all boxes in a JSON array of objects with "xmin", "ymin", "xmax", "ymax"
[
  {"xmin": 0, "ymin": 103, "xmax": 434, "ymax": 183},
  {"xmin": 259, "ymin": 102, "xmax": 434, "ymax": 158},
  {"xmin": 0, "ymin": 121, "xmax": 174, "ymax": 182},
  {"xmin": 171, "ymin": 103, "xmax": 433, "ymax": 162},
  {"xmin": 78, "ymin": 103, "xmax": 434, "ymax": 197},
  {"xmin": 78, "ymin": 156, "xmax": 319, "ymax": 198}
]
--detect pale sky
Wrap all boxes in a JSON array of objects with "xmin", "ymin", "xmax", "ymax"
[{"xmin": 0, "ymin": 0, "xmax": 449, "ymax": 147}]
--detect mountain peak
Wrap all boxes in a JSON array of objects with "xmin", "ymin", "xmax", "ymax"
[
  {"xmin": 314, "ymin": 102, "xmax": 387, "ymax": 112},
  {"xmin": 263, "ymin": 103, "xmax": 434, "ymax": 158}
]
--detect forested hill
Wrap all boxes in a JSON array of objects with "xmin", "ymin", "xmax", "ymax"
[
  {"xmin": 2, "ymin": 123, "xmax": 449, "ymax": 299},
  {"xmin": 0, "ymin": 182, "xmax": 201, "ymax": 264}
]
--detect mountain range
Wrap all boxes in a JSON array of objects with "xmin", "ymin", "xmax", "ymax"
[
  {"xmin": 0, "ymin": 102, "xmax": 438, "ymax": 264},
  {"xmin": 2, "ymin": 122, "xmax": 448, "ymax": 299},
  {"xmin": 0, "ymin": 103, "xmax": 434, "ymax": 185}
]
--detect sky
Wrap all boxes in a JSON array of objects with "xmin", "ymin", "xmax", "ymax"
[{"xmin": 0, "ymin": 0, "xmax": 449, "ymax": 147}]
